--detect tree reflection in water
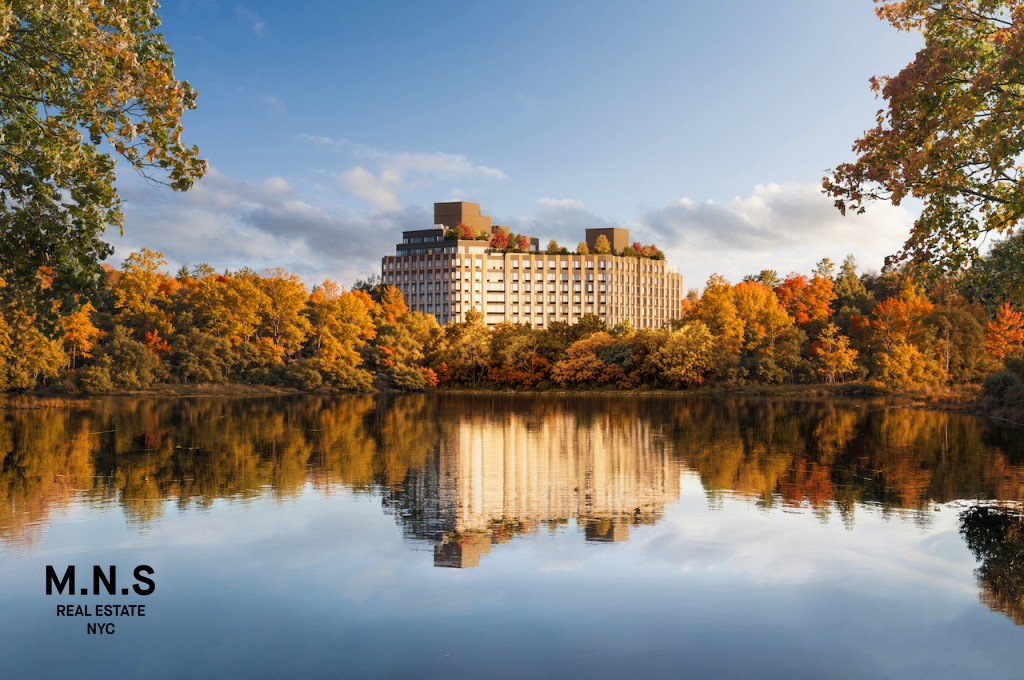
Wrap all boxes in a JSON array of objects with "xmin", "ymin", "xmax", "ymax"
[
  {"xmin": 2, "ymin": 394, "xmax": 1024, "ymax": 624},
  {"xmin": 960, "ymin": 504, "xmax": 1024, "ymax": 626}
]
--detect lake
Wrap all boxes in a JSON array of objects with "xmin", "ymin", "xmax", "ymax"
[{"xmin": 2, "ymin": 394, "xmax": 1023, "ymax": 679}]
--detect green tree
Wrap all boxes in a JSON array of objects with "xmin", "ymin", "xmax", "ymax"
[
  {"xmin": 748, "ymin": 269, "xmax": 781, "ymax": 289},
  {"xmin": 84, "ymin": 326, "xmax": 166, "ymax": 391},
  {"xmin": 169, "ymin": 329, "xmax": 231, "ymax": 384},
  {"xmin": 824, "ymin": 0, "xmax": 1024, "ymax": 273},
  {"xmin": 438, "ymin": 312, "xmax": 491, "ymax": 384},
  {"xmin": 833, "ymin": 255, "xmax": 875, "ymax": 315},
  {"xmin": 0, "ymin": 1, "xmax": 206, "ymax": 305},
  {"xmin": 926, "ymin": 307, "xmax": 991, "ymax": 382},
  {"xmin": 962, "ymin": 229, "xmax": 1024, "ymax": 313},
  {"xmin": 647, "ymin": 322, "xmax": 716, "ymax": 387}
]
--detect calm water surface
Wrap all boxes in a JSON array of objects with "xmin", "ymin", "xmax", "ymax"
[{"xmin": 2, "ymin": 394, "xmax": 1024, "ymax": 679}]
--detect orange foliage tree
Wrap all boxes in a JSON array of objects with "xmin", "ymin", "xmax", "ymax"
[
  {"xmin": 774, "ymin": 272, "xmax": 835, "ymax": 328},
  {"xmin": 986, "ymin": 303, "xmax": 1024, "ymax": 359}
]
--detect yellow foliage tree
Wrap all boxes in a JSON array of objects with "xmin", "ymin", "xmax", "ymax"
[
  {"xmin": 61, "ymin": 301, "xmax": 103, "ymax": 370},
  {"xmin": 258, "ymin": 269, "xmax": 311, "ymax": 358},
  {"xmin": 187, "ymin": 273, "xmax": 269, "ymax": 346},
  {"xmin": 812, "ymin": 323, "xmax": 858, "ymax": 384},
  {"xmin": 114, "ymin": 249, "xmax": 174, "ymax": 347}
]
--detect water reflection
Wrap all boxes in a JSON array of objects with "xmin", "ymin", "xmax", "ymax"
[
  {"xmin": 960, "ymin": 504, "xmax": 1024, "ymax": 626},
  {"xmin": 383, "ymin": 405, "xmax": 678, "ymax": 567},
  {"xmin": 2, "ymin": 394, "xmax": 1024, "ymax": 621}
]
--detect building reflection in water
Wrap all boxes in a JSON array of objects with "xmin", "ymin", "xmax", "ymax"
[{"xmin": 387, "ymin": 409, "xmax": 680, "ymax": 567}]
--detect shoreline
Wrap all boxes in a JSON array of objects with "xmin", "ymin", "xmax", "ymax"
[{"xmin": 4, "ymin": 382, "xmax": 1018, "ymax": 425}]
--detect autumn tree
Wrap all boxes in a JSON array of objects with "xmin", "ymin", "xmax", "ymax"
[
  {"xmin": 593, "ymin": 235, "xmax": 612, "ymax": 254},
  {"xmin": 733, "ymin": 281, "xmax": 793, "ymax": 350},
  {"xmin": 365, "ymin": 311, "xmax": 440, "ymax": 391},
  {"xmin": 114, "ymin": 249, "xmax": 174, "ymax": 349},
  {"xmin": 258, "ymin": 269, "xmax": 311, "ymax": 359},
  {"xmin": 733, "ymin": 280, "xmax": 798, "ymax": 382},
  {"xmin": 0, "ymin": 1, "xmax": 206, "ymax": 306},
  {"xmin": 304, "ymin": 280, "xmax": 376, "ymax": 377},
  {"xmin": 812, "ymin": 323, "xmax": 859, "ymax": 384},
  {"xmin": 986, "ymin": 303, "xmax": 1024, "ymax": 359},
  {"xmin": 438, "ymin": 311, "xmax": 492, "ymax": 384},
  {"xmin": 647, "ymin": 322, "xmax": 716, "ymax": 387},
  {"xmin": 825, "ymin": 0, "xmax": 1024, "ymax": 273},
  {"xmin": 60, "ymin": 301, "xmax": 103, "ymax": 370},
  {"xmin": 546, "ymin": 239, "xmax": 567, "ymax": 255},
  {"xmin": 687, "ymin": 275, "xmax": 744, "ymax": 378},
  {"xmin": 187, "ymin": 272, "xmax": 268, "ymax": 346},
  {"xmin": 373, "ymin": 285, "xmax": 409, "ymax": 325},
  {"xmin": 551, "ymin": 332, "xmax": 618, "ymax": 386},
  {"xmin": 576, "ymin": 242, "xmax": 590, "ymax": 256},
  {"xmin": 1, "ymin": 297, "xmax": 65, "ymax": 389},
  {"xmin": 774, "ymin": 269, "xmax": 836, "ymax": 329},
  {"xmin": 489, "ymin": 323, "xmax": 549, "ymax": 386},
  {"xmin": 489, "ymin": 228, "xmax": 510, "ymax": 250}
]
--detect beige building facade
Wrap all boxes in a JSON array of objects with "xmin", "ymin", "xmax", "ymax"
[{"xmin": 381, "ymin": 201, "xmax": 684, "ymax": 328}]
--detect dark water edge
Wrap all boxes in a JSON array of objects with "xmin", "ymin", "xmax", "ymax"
[{"xmin": 1, "ymin": 393, "xmax": 1024, "ymax": 679}]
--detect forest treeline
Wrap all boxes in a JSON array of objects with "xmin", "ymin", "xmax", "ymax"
[{"xmin": 2, "ymin": 244, "xmax": 1024, "ymax": 400}]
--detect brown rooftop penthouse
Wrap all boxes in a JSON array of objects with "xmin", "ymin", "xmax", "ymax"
[
  {"xmin": 433, "ymin": 201, "xmax": 492, "ymax": 234},
  {"xmin": 382, "ymin": 201, "xmax": 684, "ymax": 328}
]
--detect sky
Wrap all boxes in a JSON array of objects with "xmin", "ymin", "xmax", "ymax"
[{"xmin": 113, "ymin": 1, "xmax": 925, "ymax": 290}]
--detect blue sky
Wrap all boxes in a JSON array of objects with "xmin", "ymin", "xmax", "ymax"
[{"xmin": 115, "ymin": 1, "xmax": 923, "ymax": 289}]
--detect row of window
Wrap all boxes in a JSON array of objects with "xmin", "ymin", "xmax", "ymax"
[{"xmin": 386, "ymin": 253, "xmax": 676, "ymax": 275}]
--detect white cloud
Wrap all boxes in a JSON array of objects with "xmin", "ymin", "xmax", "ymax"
[
  {"xmin": 383, "ymin": 151, "xmax": 506, "ymax": 181},
  {"xmin": 262, "ymin": 176, "xmax": 291, "ymax": 194},
  {"xmin": 115, "ymin": 166, "xmax": 428, "ymax": 286},
  {"xmin": 538, "ymin": 197, "xmax": 586, "ymax": 210},
  {"xmin": 340, "ymin": 166, "xmax": 402, "ymax": 211},
  {"xmin": 638, "ymin": 183, "xmax": 914, "ymax": 288},
  {"xmin": 300, "ymin": 135, "xmax": 507, "ymax": 208},
  {"xmin": 112, "ymin": 172, "xmax": 916, "ymax": 300}
]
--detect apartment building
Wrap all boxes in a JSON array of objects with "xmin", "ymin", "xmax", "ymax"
[{"xmin": 381, "ymin": 201, "xmax": 684, "ymax": 328}]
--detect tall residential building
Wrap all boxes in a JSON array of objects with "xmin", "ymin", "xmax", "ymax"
[{"xmin": 381, "ymin": 201, "xmax": 683, "ymax": 328}]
